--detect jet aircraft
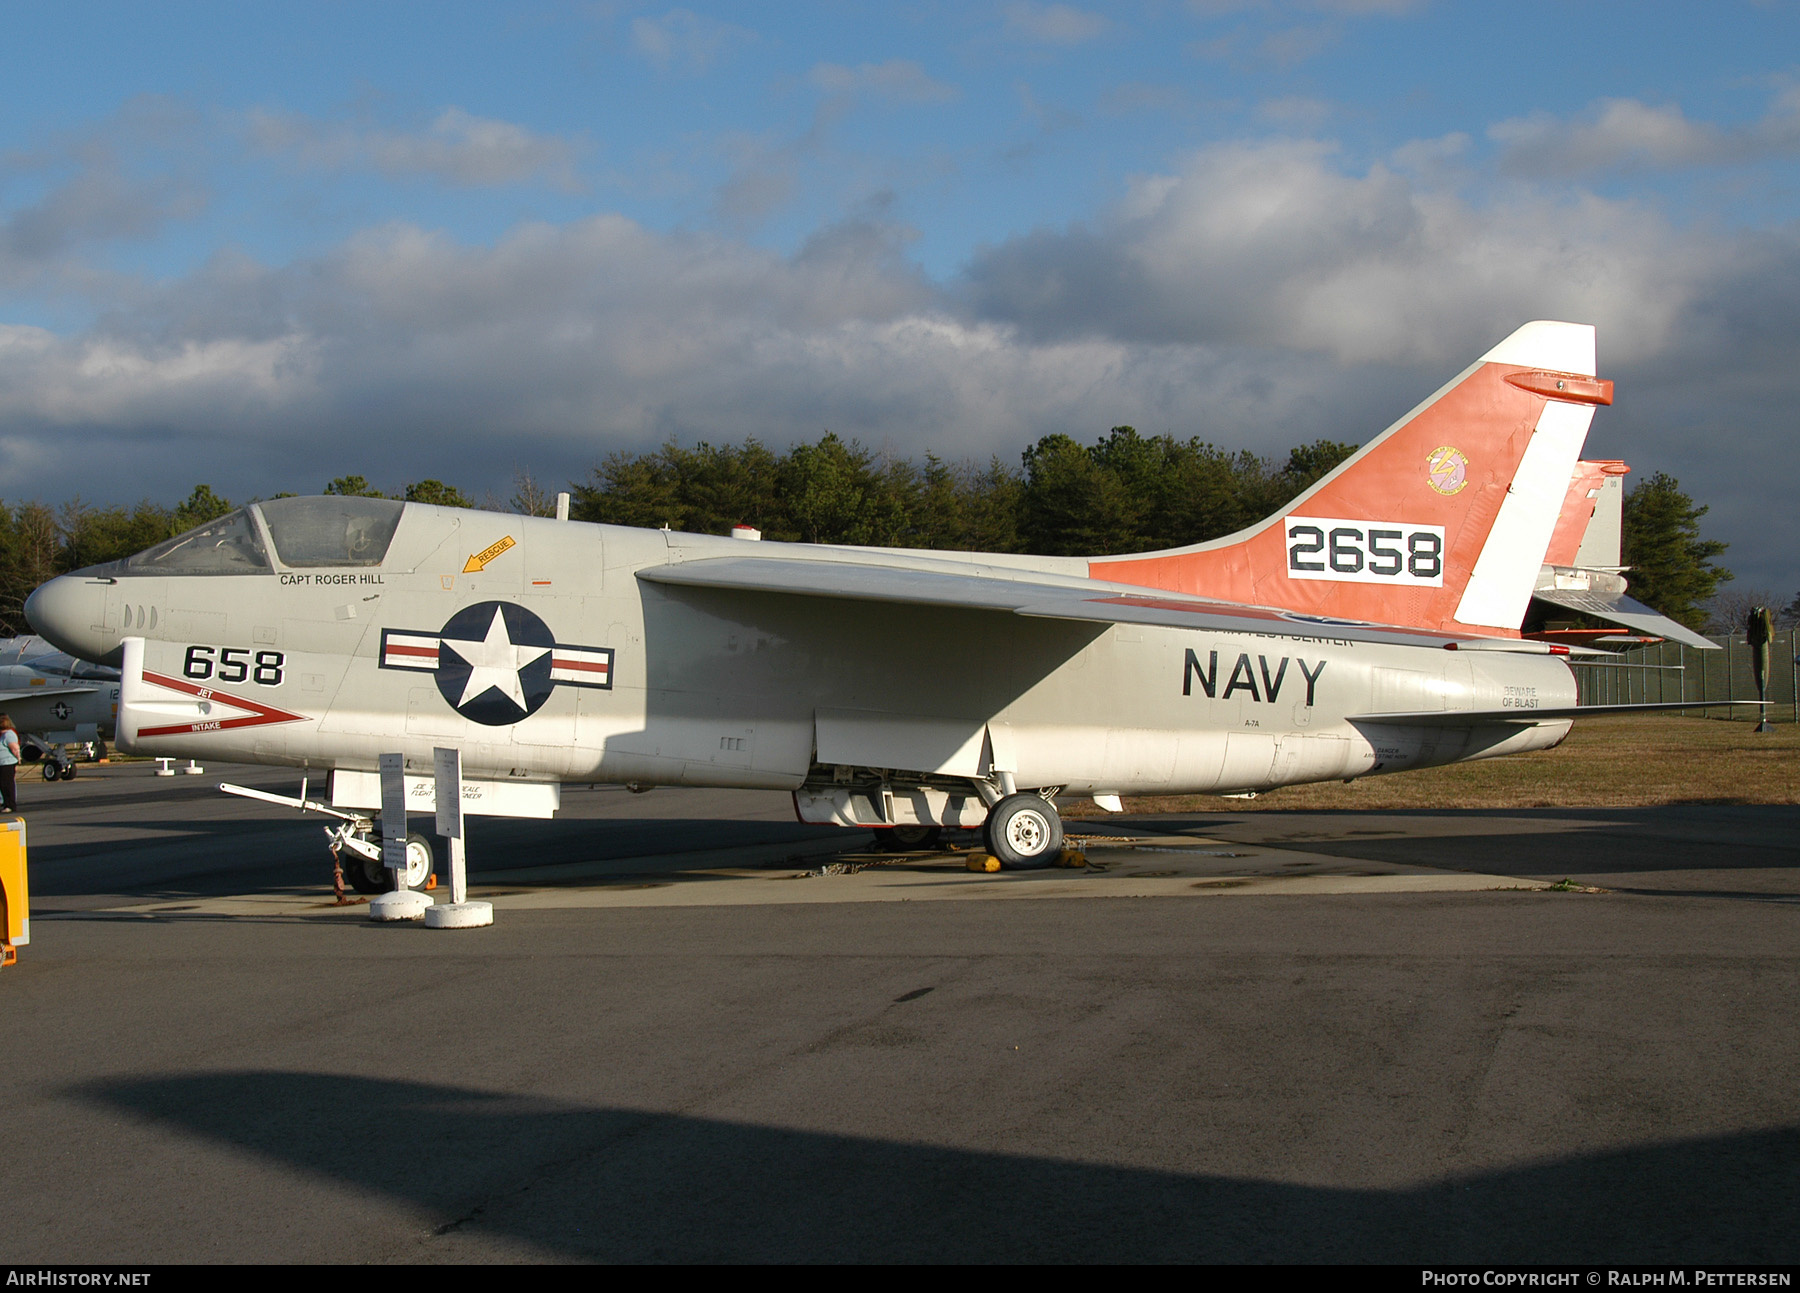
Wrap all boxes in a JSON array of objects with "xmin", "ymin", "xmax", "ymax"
[
  {"xmin": 0, "ymin": 637, "xmax": 119, "ymax": 778},
  {"xmin": 1523, "ymin": 460, "xmax": 1716, "ymax": 650},
  {"xmin": 24, "ymin": 321, "xmax": 1726, "ymax": 883}
]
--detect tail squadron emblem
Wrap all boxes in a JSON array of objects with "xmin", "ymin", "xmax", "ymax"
[
  {"xmin": 1426, "ymin": 445, "xmax": 1469, "ymax": 496},
  {"xmin": 379, "ymin": 601, "xmax": 613, "ymax": 726}
]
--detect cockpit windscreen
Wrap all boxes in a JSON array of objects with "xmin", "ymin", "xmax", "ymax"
[
  {"xmin": 23, "ymin": 653, "xmax": 120, "ymax": 681},
  {"xmin": 126, "ymin": 509, "xmax": 271, "ymax": 575},
  {"xmin": 257, "ymin": 496, "xmax": 404, "ymax": 568}
]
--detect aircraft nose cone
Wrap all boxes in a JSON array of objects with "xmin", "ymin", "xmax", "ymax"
[{"xmin": 24, "ymin": 575, "xmax": 120, "ymax": 665}]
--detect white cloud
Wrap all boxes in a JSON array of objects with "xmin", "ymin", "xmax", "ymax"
[
  {"xmin": 1099, "ymin": 83, "xmax": 1190, "ymax": 116},
  {"xmin": 0, "ymin": 96, "xmax": 208, "ymax": 283},
  {"xmin": 1388, "ymin": 131, "xmax": 1471, "ymax": 175},
  {"xmin": 630, "ymin": 9, "xmax": 756, "ymax": 74},
  {"xmin": 964, "ymin": 139, "xmax": 1716, "ymax": 366},
  {"xmin": 1257, "ymin": 95, "xmax": 1333, "ymax": 127},
  {"xmin": 1002, "ymin": 3, "xmax": 1111, "ymax": 45},
  {"xmin": 247, "ymin": 108, "xmax": 584, "ymax": 190},
  {"xmin": 1491, "ymin": 94, "xmax": 1800, "ymax": 176},
  {"xmin": 807, "ymin": 60, "xmax": 960, "ymax": 106}
]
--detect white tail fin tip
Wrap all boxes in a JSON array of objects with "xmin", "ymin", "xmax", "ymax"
[{"xmin": 1478, "ymin": 321, "xmax": 1595, "ymax": 377}]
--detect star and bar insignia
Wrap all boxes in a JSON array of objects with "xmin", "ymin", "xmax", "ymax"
[{"xmin": 379, "ymin": 601, "xmax": 613, "ymax": 727}]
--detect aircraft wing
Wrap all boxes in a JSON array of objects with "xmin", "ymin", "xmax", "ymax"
[
  {"xmin": 639, "ymin": 557, "xmax": 1486, "ymax": 648},
  {"xmin": 1531, "ymin": 586, "xmax": 1717, "ymax": 651},
  {"xmin": 1348, "ymin": 700, "xmax": 1762, "ymax": 726}
]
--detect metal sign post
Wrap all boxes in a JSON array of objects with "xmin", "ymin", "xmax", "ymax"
[
  {"xmin": 368, "ymin": 752, "xmax": 432, "ymax": 921},
  {"xmin": 424, "ymin": 746, "xmax": 492, "ymax": 929},
  {"xmin": 379, "ymin": 752, "xmax": 409, "ymax": 886},
  {"xmin": 433, "ymin": 746, "xmax": 466, "ymax": 903}
]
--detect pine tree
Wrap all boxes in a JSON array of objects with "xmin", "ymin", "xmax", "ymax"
[{"xmin": 1620, "ymin": 472, "xmax": 1732, "ymax": 633}]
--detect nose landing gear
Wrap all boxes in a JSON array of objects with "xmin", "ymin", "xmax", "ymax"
[{"xmin": 340, "ymin": 831, "xmax": 435, "ymax": 894}]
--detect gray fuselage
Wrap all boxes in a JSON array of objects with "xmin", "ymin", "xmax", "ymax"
[{"xmin": 24, "ymin": 500, "xmax": 1577, "ymax": 812}]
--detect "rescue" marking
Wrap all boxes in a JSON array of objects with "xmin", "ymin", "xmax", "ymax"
[{"xmin": 463, "ymin": 535, "xmax": 517, "ymax": 573}]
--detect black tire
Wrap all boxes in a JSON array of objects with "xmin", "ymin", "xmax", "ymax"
[
  {"xmin": 982, "ymin": 793, "xmax": 1063, "ymax": 869},
  {"xmin": 871, "ymin": 824, "xmax": 944, "ymax": 852},
  {"xmin": 343, "ymin": 841, "xmax": 389, "ymax": 895},
  {"xmin": 93, "ymin": 740, "xmax": 107, "ymax": 762},
  {"xmin": 59, "ymin": 763, "xmax": 77, "ymax": 781},
  {"xmin": 41, "ymin": 762, "xmax": 61, "ymax": 782}
]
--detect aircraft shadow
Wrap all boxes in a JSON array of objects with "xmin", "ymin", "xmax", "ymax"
[
  {"xmin": 26, "ymin": 813, "xmax": 862, "ymax": 902},
  {"xmin": 83, "ymin": 1070, "xmax": 1799, "ymax": 1264}
]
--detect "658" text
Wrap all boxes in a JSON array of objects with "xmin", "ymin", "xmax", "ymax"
[{"xmin": 183, "ymin": 645, "xmax": 285, "ymax": 686}]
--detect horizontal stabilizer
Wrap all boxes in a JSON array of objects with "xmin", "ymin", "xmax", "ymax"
[
  {"xmin": 1531, "ymin": 587, "xmax": 1717, "ymax": 650},
  {"xmin": 639, "ymin": 558, "xmax": 1482, "ymax": 648},
  {"xmin": 1349, "ymin": 700, "xmax": 1763, "ymax": 727}
]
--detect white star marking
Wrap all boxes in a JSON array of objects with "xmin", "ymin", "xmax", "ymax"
[{"xmin": 448, "ymin": 606, "xmax": 549, "ymax": 711}]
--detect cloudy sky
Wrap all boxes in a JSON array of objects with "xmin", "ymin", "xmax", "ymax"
[{"xmin": 2, "ymin": 1, "xmax": 1797, "ymax": 591}]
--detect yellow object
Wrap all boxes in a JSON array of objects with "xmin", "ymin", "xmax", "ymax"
[
  {"xmin": 965, "ymin": 853, "xmax": 1002, "ymax": 873},
  {"xmin": 1, "ymin": 817, "xmax": 28, "ymax": 966},
  {"xmin": 1055, "ymin": 849, "xmax": 1089, "ymax": 868},
  {"xmin": 462, "ymin": 535, "xmax": 517, "ymax": 573}
]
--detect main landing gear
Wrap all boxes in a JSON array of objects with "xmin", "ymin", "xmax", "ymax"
[
  {"xmin": 796, "ymin": 768, "xmax": 1070, "ymax": 869},
  {"xmin": 868, "ymin": 793, "xmax": 1066, "ymax": 869},
  {"xmin": 982, "ymin": 793, "xmax": 1064, "ymax": 869},
  {"xmin": 27, "ymin": 737, "xmax": 97, "ymax": 781}
]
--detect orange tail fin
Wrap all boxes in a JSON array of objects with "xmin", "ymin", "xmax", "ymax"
[{"xmin": 1089, "ymin": 321, "xmax": 1612, "ymax": 636}]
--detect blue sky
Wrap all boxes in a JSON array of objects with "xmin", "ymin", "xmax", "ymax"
[{"xmin": 3, "ymin": 1, "xmax": 1798, "ymax": 595}]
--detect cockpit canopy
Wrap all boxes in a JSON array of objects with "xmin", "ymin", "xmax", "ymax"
[
  {"xmin": 119, "ymin": 496, "xmax": 405, "ymax": 575},
  {"xmin": 258, "ymin": 496, "xmax": 403, "ymax": 568},
  {"xmin": 22, "ymin": 652, "xmax": 120, "ymax": 682}
]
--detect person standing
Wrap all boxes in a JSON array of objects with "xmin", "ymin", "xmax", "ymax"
[{"xmin": 0, "ymin": 714, "xmax": 19, "ymax": 814}]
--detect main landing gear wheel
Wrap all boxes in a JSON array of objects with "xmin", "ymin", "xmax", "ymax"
[
  {"xmin": 871, "ymin": 824, "xmax": 943, "ymax": 852},
  {"xmin": 41, "ymin": 762, "xmax": 63, "ymax": 782},
  {"xmin": 983, "ymin": 793, "xmax": 1063, "ymax": 869},
  {"xmin": 59, "ymin": 763, "xmax": 77, "ymax": 781}
]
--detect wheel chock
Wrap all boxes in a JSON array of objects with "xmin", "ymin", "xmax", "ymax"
[
  {"xmin": 424, "ymin": 873, "xmax": 438, "ymax": 891},
  {"xmin": 1, "ymin": 944, "xmax": 15, "ymax": 968},
  {"xmin": 966, "ymin": 853, "xmax": 1002, "ymax": 873},
  {"xmin": 1055, "ymin": 849, "xmax": 1089, "ymax": 868}
]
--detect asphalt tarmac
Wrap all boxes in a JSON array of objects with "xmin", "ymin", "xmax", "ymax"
[{"xmin": 2, "ymin": 761, "xmax": 1796, "ymax": 1264}]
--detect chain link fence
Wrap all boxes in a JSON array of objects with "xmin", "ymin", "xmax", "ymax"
[{"xmin": 1571, "ymin": 628, "xmax": 1799, "ymax": 722}]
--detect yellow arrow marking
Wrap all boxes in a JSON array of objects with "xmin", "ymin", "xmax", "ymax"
[{"xmin": 462, "ymin": 535, "xmax": 517, "ymax": 574}]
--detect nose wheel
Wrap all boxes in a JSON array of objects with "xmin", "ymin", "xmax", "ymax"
[
  {"xmin": 982, "ymin": 793, "xmax": 1063, "ymax": 869},
  {"xmin": 342, "ymin": 832, "xmax": 436, "ymax": 894}
]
